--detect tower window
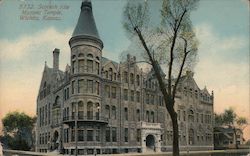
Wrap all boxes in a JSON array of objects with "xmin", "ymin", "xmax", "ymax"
[
  {"xmin": 78, "ymin": 59, "xmax": 84, "ymax": 73},
  {"xmin": 87, "ymin": 60, "xmax": 93, "ymax": 73}
]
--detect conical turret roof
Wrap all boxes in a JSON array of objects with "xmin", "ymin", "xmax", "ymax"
[{"xmin": 72, "ymin": 0, "xmax": 100, "ymax": 40}]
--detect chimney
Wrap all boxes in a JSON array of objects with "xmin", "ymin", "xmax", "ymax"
[{"xmin": 53, "ymin": 48, "xmax": 60, "ymax": 70}]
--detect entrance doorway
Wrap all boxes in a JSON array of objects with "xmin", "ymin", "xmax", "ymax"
[{"xmin": 146, "ymin": 135, "xmax": 155, "ymax": 151}]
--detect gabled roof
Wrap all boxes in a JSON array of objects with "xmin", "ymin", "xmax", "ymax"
[
  {"xmin": 72, "ymin": 0, "xmax": 100, "ymax": 40},
  {"xmin": 101, "ymin": 57, "xmax": 119, "ymax": 69}
]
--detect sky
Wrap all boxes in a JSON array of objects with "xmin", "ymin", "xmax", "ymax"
[{"xmin": 0, "ymin": 0, "xmax": 249, "ymax": 140}]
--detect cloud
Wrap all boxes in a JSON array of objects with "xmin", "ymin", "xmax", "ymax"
[
  {"xmin": 194, "ymin": 23, "xmax": 250, "ymax": 139},
  {"xmin": 0, "ymin": 27, "xmax": 72, "ymax": 133},
  {"xmin": 0, "ymin": 27, "xmax": 71, "ymax": 63}
]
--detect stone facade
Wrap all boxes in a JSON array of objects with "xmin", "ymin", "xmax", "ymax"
[{"xmin": 35, "ymin": 1, "xmax": 214, "ymax": 155}]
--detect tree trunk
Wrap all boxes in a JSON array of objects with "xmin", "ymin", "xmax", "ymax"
[{"xmin": 169, "ymin": 106, "xmax": 179, "ymax": 156}]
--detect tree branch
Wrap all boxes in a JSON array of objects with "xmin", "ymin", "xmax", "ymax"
[
  {"xmin": 167, "ymin": 9, "xmax": 187, "ymax": 101},
  {"xmin": 172, "ymin": 37, "xmax": 190, "ymax": 100}
]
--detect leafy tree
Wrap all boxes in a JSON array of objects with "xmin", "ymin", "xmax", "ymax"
[
  {"xmin": 1, "ymin": 111, "xmax": 36, "ymax": 151},
  {"xmin": 123, "ymin": 0, "xmax": 199, "ymax": 155},
  {"xmin": 215, "ymin": 108, "xmax": 248, "ymax": 149},
  {"xmin": 214, "ymin": 113, "xmax": 224, "ymax": 126}
]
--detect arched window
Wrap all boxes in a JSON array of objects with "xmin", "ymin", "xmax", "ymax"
[
  {"xmin": 87, "ymin": 102, "xmax": 93, "ymax": 119},
  {"xmin": 112, "ymin": 106, "xmax": 116, "ymax": 119},
  {"xmin": 188, "ymin": 110, "xmax": 194, "ymax": 122},
  {"xmin": 78, "ymin": 101, "xmax": 84, "ymax": 119},
  {"xmin": 54, "ymin": 96, "xmax": 60, "ymax": 107},
  {"xmin": 105, "ymin": 105, "xmax": 110, "ymax": 118},
  {"xmin": 109, "ymin": 68, "xmax": 113, "ymax": 80},
  {"xmin": 87, "ymin": 54, "xmax": 93, "ymax": 58}
]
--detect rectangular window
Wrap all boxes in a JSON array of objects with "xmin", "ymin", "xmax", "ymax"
[
  {"xmin": 124, "ymin": 108, "xmax": 128, "ymax": 121},
  {"xmin": 87, "ymin": 130, "xmax": 94, "ymax": 141},
  {"xmin": 78, "ymin": 149, "xmax": 84, "ymax": 155},
  {"xmin": 96, "ymin": 128, "xmax": 100, "ymax": 141},
  {"xmin": 78, "ymin": 60, "xmax": 84, "ymax": 72},
  {"xmin": 87, "ymin": 80, "xmax": 93, "ymax": 93},
  {"xmin": 137, "ymin": 109, "xmax": 140, "ymax": 121},
  {"xmin": 136, "ymin": 91, "xmax": 140, "ymax": 103},
  {"xmin": 106, "ymin": 127, "xmax": 110, "ymax": 142},
  {"xmin": 96, "ymin": 81, "xmax": 100, "ymax": 95},
  {"xmin": 151, "ymin": 95, "xmax": 154, "ymax": 104},
  {"xmin": 130, "ymin": 73, "xmax": 134, "ymax": 84},
  {"xmin": 130, "ymin": 90, "xmax": 134, "ymax": 101},
  {"xmin": 71, "ymin": 129, "xmax": 75, "ymax": 142},
  {"xmin": 112, "ymin": 106, "xmax": 116, "ymax": 119},
  {"xmin": 183, "ymin": 111, "xmax": 186, "ymax": 121},
  {"xmin": 87, "ymin": 60, "xmax": 93, "ymax": 73},
  {"xmin": 72, "ymin": 103, "xmax": 76, "ymax": 119},
  {"xmin": 159, "ymin": 96, "xmax": 162, "ymax": 106},
  {"xmin": 95, "ymin": 62, "xmax": 99, "ymax": 74},
  {"xmin": 105, "ymin": 85, "xmax": 110, "ymax": 98},
  {"xmin": 112, "ymin": 127, "xmax": 117, "ymax": 142},
  {"xmin": 146, "ymin": 93, "xmax": 149, "ymax": 104},
  {"xmin": 66, "ymin": 88, "xmax": 69, "ymax": 99},
  {"xmin": 124, "ymin": 128, "xmax": 128, "ymax": 142},
  {"xmin": 123, "ymin": 72, "xmax": 128, "ymax": 83},
  {"xmin": 64, "ymin": 89, "xmax": 66, "ymax": 100},
  {"xmin": 137, "ymin": 129, "xmax": 141, "ymax": 142},
  {"xmin": 72, "ymin": 61, "xmax": 76, "ymax": 74},
  {"xmin": 78, "ymin": 79, "xmax": 84, "ymax": 93},
  {"xmin": 111, "ymin": 87, "xmax": 116, "ymax": 98},
  {"xmin": 72, "ymin": 80, "xmax": 75, "ymax": 94},
  {"xmin": 78, "ymin": 130, "xmax": 84, "ymax": 141},
  {"xmin": 124, "ymin": 89, "xmax": 128, "ymax": 100}
]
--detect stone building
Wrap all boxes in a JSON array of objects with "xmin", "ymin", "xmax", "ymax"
[{"xmin": 36, "ymin": 1, "xmax": 214, "ymax": 154}]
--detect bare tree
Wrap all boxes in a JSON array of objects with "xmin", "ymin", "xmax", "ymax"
[{"xmin": 123, "ymin": 0, "xmax": 199, "ymax": 155}]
